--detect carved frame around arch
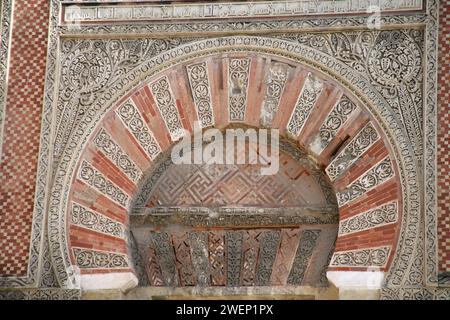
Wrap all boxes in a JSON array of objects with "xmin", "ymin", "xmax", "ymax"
[{"xmin": 48, "ymin": 37, "xmax": 418, "ymax": 291}]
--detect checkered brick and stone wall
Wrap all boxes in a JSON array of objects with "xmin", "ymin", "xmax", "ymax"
[
  {"xmin": 438, "ymin": 0, "xmax": 450, "ymax": 274},
  {"xmin": 0, "ymin": 0, "xmax": 50, "ymax": 277}
]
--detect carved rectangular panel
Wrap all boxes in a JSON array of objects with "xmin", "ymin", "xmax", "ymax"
[
  {"xmin": 71, "ymin": 202, "xmax": 126, "ymax": 239},
  {"xmin": 149, "ymin": 76, "xmax": 185, "ymax": 141},
  {"xmin": 116, "ymin": 100, "xmax": 161, "ymax": 160},
  {"xmin": 337, "ymin": 156, "xmax": 394, "ymax": 206},
  {"xmin": 326, "ymin": 122, "xmax": 380, "ymax": 181},
  {"xmin": 287, "ymin": 229, "xmax": 321, "ymax": 285},
  {"xmin": 255, "ymin": 230, "xmax": 281, "ymax": 286},
  {"xmin": 330, "ymin": 246, "xmax": 391, "ymax": 268},
  {"xmin": 150, "ymin": 231, "xmax": 179, "ymax": 286},
  {"xmin": 241, "ymin": 230, "xmax": 261, "ymax": 286},
  {"xmin": 226, "ymin": 231, "xmax": 243, "ymax": 287},
  {"xmin": 93, "ymin": 128, "xmax": 143, "ymax": 182},
  {"xmin": 313, "ymin": 95, "xmax": 358, "ymax": 154},
  {"xmin": 144, "ymin": 242, "xmax": 165, "ymax": 286},
  {"xmin": 129, "ymin": 233, "xmax": 148, "ymax": 286},
  {"xmin": 77, "ymin": 160, "xmax": 130, "ymax": 208},
  {"xmin": 172, "ymin": 232, "xmax": 196, "ymax": 286},
  {"xmin": 186, "ymin": 61, "xmax": 214, "ymax": 128},
  {"xmin": 208, "ymin": 231, "xmax": 226, "ymax": 286},
  {"xmin": 189, "ymin": 232, "xmax": 211, "ymax": 286},
  {"xmin": 339, "ymin": 201, "xmax": 398, "ymax": 236},
  {"xmin": 302, "ymin": 227, "xmax": 337, "ymax": 286},
  {"xmin": 260, "ymin": 63, "xmax": 288, "ymax": 126},
  {"xmin": 228, "ymin": 58, "xmax": 251, "ymax": 122},
  {"xmin": 72, "ymin": 248, "xmax": 129, "ymax": 269},
  {"xmin": 286, "ymin": 73, "xmax": 323, "ymax": 137},
  {"xmin": 270, "ymin": 228, "xmax": 302, "ymax": 285}
]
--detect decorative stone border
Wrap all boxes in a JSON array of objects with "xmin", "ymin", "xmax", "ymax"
[
  {"xmin": 131, "ymin": 207, "xmax": 339, "ymax": 228},
  {"xmin": 423, "ymin": 0, "xmax": 440, "ymax": 287},
  {"xmin": 0, "ymin": 0, "xmax": 13, "ymax": 153},
  {"xmin": 0, "ymin": 288, "xmax": 80, "ymax": 300},
  {"xmin": 62, "ymin": 0, "xmax": 424, "ymax": 24}
]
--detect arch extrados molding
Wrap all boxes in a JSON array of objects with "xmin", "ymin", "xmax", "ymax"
[{"xmin": 47, "ymin": 36, "xmax": 420, "ymax": 291}]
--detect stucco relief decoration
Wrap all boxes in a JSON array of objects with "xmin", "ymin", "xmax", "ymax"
[
  {"xmin": 228, "ymin": 58, "xmax": 251, "ymax": 121},
  {"xmin": 0, "ymin": 0, "xmax": 444, "ymax": 301},
  {"xmin": 314, "ymin": 95, "xmax": 357, "ymax": 154},
  {"xmin": 55, "ymin": 38, "xmax": 189, "ymax": 164},
  {"xmin": 367, "ymin": 30, "xmax": 423, "ymax": 153},
  {"xmin": 331, "ymin": 246, "xmax": 390, "ymax": 267},
  {"xmin": 186, "ymin": 61, "xmax": 214, "ymax": 128},
  {"xmin": 149, "ymin": 76, "xmax": 185, "ymax": 141},
  {"xmin": 72, "ymin": 248, "xmax": 129, "ymax": 269},
  {"xmin": 290, "ymin": 29, "xmax": 424, "ymax": 155},
  {"xmin": 116, "ymin": 100, "xmax": 162, "ymax": 160},
  {"xmin": 260, "ymin": 63, "xmax": 288, "ymax": 126}
]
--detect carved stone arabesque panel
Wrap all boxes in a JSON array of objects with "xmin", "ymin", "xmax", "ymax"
[
  {"xmin": 326, "ymin": 122, "xmax": 380, "ymax": 181},
  {"xmin": 312, "ymin": 95, "xmax": 358, "ymax": 155},
  {"xmin": 287, "ymin": 230, "xmax": 321, "ymax": 285},
  {"xmin": 337, "ymin": 157, "xmax": 394, "ymax": 207},
  {"xmin": 71, "ymin": 202, "xmax": 126, "ymax": 239},
  {"xmin": 381, "ymin": 287, "xmax": 450, "ymax": 300},
  {"xmin": 338, "ymin": 201, "xmax": 398, "ymax": 236},
  {"xmin": 149, "ymin": 76, "xmax": 185, "ymax": 141},
  {"xmin": 260, "ymin": 63, "xmax": 288, "ymax": 127},
  {"xmin": 116, "ymin": 99, "xmax": 161, "ymax": 161},
  {"xmin": 129, "ymin": 232, "xmax": 148, "ymax": 286},
  {"xmin": 330, "ymin": 246, "xmax": 391, "ymax": 268},
  {"xmin": 186, "ymin": 61, "xmax": 214, "ymax": 128},
  {"xmin": 189, "ymin": 232, "xmax": 211, "ymax": 287},
  {"xmin": 77, "ymin": 160, "xmax": 130, "ymax": 208},
  {"xmin": 423, "ymin": 0, "xmax": 440, "ymax": 287},
  {"xmin": 0, "ymin": 0, "xmax": 12, "ymax": 151},
  {"xmin": 226, "ymin": 231, "xmax": 243, "ymax": 287},
  {"xmin": 72, "ymin": 248, "xmax": 129, "ymax": 269},
  {"xmin": 0, "ymin": 289, "xmax": 80, "ymax": 300},
  {"xmin": 93, "ymin": 128, "xmax": 143, "ymax": 183},
  {"xmin": 367, "ymin": 30, "xmax": 424, "ymax": 156},
  {"xmin": 286, "ymin": 73, "xmax": 323, "ymax": 137},
  {"xmin": 228, "ymin": 58, "xmax": 251, "ymax": 122},
  {"xmin": 255, "ymin": 230, "xmax": 281, "ymax": 286}
]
